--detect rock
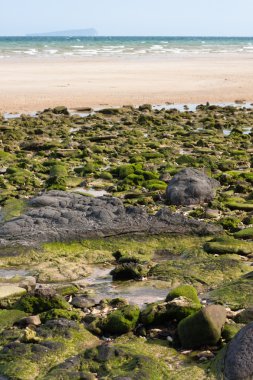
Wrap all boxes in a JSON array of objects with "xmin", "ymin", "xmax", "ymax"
[
  {"xmin": 140, "ymin": 302, "xmax": 168, "ymax": 326},
  {"xmin": 166, "ymin": 284, "xmax": 200, "ymax": 304},
  {"xmin": 205, "ymin": 209, "xmax": 220, "ymax": 219},
  {"xmin": 235, "ymin": 308, "xmax": 253, "ymax": 324},
  {"xmin": 52, "ymin": 106, "xmax": 69, "ymax": 115},
  {"xmin": 15, "ymin": 289, "xmax": 70, "ymax": 314},
  {"xmin": 178, "ymin": 305, "xmax": 226, "ymax": 348},
  {"xmin": 16, "ymin": 315, "xmax": 41, "ymax": 327},
  {"xmin": 102, "ymin": 305, "xmax": 140, "ymax": 335},
  {"xmin": 224, "ymin": 322, "xmax": 253, "ymax": 380},
  {"xmin": 222, "ymin": 323, "xmax": 244, "ymax": 342},
  {"xmin": 0, "ymin": 285, "xmax": 26, "ymax": 300},
  {"xmin": 110, "ymin": 263, "xmax": 147, "ymax": 281},
  {"xmin": 71, "ymin": 296, "xmax": 96, "ymax": 309},
  {"xmin": 166, "ymin": 168, "xmax": 220, "ymax": 206},
  {"xmin": 19, "ymin": 276, "xmax": 36, "ymax": 291},
  {"xmin": 166, "ymin": 296, "xmax": 202, "ymax": 321},
  {"xmin": 204, "ymin": 236, "xmax": 253, "ymax": 256},
  {"xmin": 0, "ymin": 191, "xmax": 221, "ymax": 247},
  {"xmin": 139, "ymin": 104, "xmax": 152, "ymax": 112}
]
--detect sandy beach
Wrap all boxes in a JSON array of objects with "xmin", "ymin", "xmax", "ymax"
[{"xmin": 0, "ymin": 54, "xmax": 253, "ymax": 112}]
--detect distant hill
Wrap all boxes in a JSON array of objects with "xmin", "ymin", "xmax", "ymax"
[{"xmin": 27, "ymin": 28, "xmax": 97, "ymax": 37}]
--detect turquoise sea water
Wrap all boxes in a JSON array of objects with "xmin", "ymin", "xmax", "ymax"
[{"xmin": 0, "ymin": 36, "xmax": 253, "ymax": 58}]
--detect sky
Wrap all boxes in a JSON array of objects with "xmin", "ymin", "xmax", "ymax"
[{"xmin": 1, "ymin": 0, "xmax": 253, "ymax": 36}]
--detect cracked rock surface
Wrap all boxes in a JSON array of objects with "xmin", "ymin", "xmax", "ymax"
[{"xmin": 0, "ymin": 191, "xmax": 221, "ymax": 247}]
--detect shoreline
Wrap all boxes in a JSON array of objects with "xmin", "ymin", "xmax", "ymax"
[{"xmin": 1, "ymin": 53, "xmax": 253, "ymax": 113}]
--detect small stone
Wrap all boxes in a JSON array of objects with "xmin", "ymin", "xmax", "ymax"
[{"xmin": 17, "ymin": 315, "xmax": 41, "ymax": 328}]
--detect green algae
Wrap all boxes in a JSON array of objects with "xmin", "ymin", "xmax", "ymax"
[
  {"xmin": 204, "ymin": 236, "xmax": 253, "ymax": 255},
  {"xmin": 149, "ymin": 254, "xmax": 249, "ymax": 291}
]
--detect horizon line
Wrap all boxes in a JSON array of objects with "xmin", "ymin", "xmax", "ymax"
[{"xmin": 1, "ymin": 34, "xmax": 253, "ymax": 38}]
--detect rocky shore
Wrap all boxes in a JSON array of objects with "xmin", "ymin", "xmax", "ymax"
[{"xmin": 0, "ymin": 104, "xmax": 253, "ymax": 379}]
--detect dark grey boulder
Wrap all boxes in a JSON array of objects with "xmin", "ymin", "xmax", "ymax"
[
  {"xmin": 0, "ymin": 190, "xmax": 222, "ymax": 247},
  {"xmin": 224, "ymin": 322, "xmax": 253, "ymax": 380},
  {"xmin": 166, "ymin": 168, "xmax": 220, "ymax": 206}
]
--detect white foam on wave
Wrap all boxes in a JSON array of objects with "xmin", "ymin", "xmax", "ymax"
[
  {"xmin": 44, "ymin": 49, "xmax": 58, "ymax": 54},
  {"xmin": 23, "ymin": 49, "xmax": 38, "ymax": 55}
]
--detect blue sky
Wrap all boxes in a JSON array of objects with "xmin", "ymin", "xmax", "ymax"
[{"xmin": 1, "ymin": 0, "xmax": 253, "ymax": 36}]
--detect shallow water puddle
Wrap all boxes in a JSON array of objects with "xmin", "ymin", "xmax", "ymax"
[
  {"xmin": 0, "ymin": 268, "xmax": 30, "ymax": 279},
  {"xmin": 76, "ymin": 266, "xmax": 169, "ymax": 307},
  {"xmin": 71, "ymin": 187, "xmax": 109, "ymax": 197}
]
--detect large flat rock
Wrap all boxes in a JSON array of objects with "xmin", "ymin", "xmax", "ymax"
[
  {"xmin": 0, "ymin": 285, "xmax": 26, "ymax": 300},
  {"xmin": 0, "ymin": 191, "xmax": 221, "ymax": 247}
]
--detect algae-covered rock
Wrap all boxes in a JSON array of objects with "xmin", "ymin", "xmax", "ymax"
[
  {"xmin": 140, "ymin": 302, "xmax": 168, "ymax": 326},
  {"xmin": 166, "ymin": 168, "xmax": 219, "ymax": 206},
  {"xmin": 0, "ymin": 319, "xmax": 99, "ymax": 380},
  {"xmin": 209, "ymin": 274, "xmax": 253, "ymax": 310},
  {"xmin": 40, "ymin": 308, "xmax": 83, "ymax": 323},
  {"xmin": 52, "ymin": 106, "xmax": 69, "ymax": 115},
  {"xmin": 222, "ymin": 323, "xmax": 244, "ymax": 342},
  {"xmin": 148, "ymin": 255, "xmax": 247, "ymax": 291},
  {"xmin": 234, "ymin": 227, "xmax": 253, "ymax": 240},
  {"xmin": 178, "ymin": 305, "xmax": 226, "ymax": 348},
  {"xmin": 204, "ymin": 236, "xmax": 253, "ymax": 256},
  {"xmin": 224, "ymin": 322, "xmax": 253, "ymax": 380},
  {"xmin": 166, "ymin": 296, "xmax": 202, "ymax": 321},
  {"xmin": 166, "ymin": 284, "xmax": 200, "ymax": 304},
  {"xmin": 15, "ymin": 288, "xmax": 70, "ymax": 314},
  {"xmin": 111, "ymin": 262, "xmax": 147, "ymax": 281},
  {"xmin": 102, "ymin": 305, "xmax": 140, "ymax": 335}
]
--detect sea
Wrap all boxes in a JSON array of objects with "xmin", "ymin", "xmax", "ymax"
[{"xmin": 0, "ymin": 36, "xmax": 253, "ymax": 58}]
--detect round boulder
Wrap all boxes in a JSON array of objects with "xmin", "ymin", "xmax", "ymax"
[
  {"xmin": 166, "ymin": 168, "xmax": 219, "ymax": 206},
  {"xmin": 224, "ymin": 322, "xmax": 253, "ymax": 380}
]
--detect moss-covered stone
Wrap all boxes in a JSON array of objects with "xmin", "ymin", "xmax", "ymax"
[
  {"xmin": 178, "ymin": 305, "xmax": 226, "ymax": 348},
  {"xmin": 101, "ymin": 305, "xmax": 140, "ymax": 335},
  {"xmin": 140, "ymin": 302, "xmax": 168, "ymax": 326},
  {"xmin": 40, "ymin": 308, "xmax": 83, "ymax": 323},
  {"xmin": 222, "ymin": 323, "xmax": 244, "ymax": 342},
  {"xmin": 166, "ymin": 284, "xmax": 200, "ymax": 303},
  {"xmin": 15, "ymin": 291, "xmax": 70, "ymax": 314},
  {"xmin": 234, "ymin": 227, "xmax": 253, "ymax": 240},
  {"xmin": 204, "ymin": 236, "xmax": 253, "ymax": 256},
  {"xmin": 111, "ymin": 262, "xmax": 148, "ymax": 281}
]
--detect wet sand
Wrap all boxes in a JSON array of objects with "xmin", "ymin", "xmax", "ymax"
[{"xmin": 0, "ymin": 54, "xmax": 253, "ymax": 112}]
